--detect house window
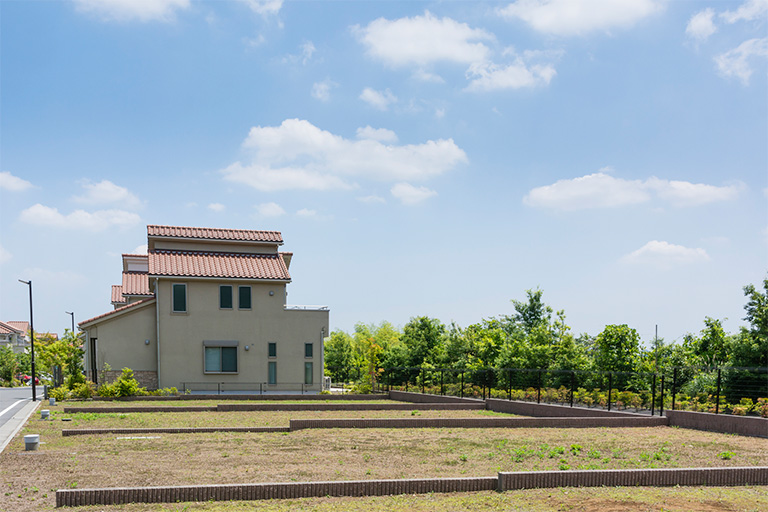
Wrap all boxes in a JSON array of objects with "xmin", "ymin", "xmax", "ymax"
[
  {"xmin": 268, "ymin": 361, "xmax": 277, "ymax": 385},
  {"xmin": 172, "ymin": 283, "xmax": 187, "ymax": 313},
  {"xmin": 238, "ymin": 286, "xmax": 252, "ymax": 309},
  {"xmin": 304, "ymin": 362, "xmax": 313, "ymax": 385},
  {"xmin": 305, "ymin": 343, "xmax": 313, "ymax": 358},
  {"xmin": 203, "ymin": 341, "xmax": 238, "ymax": 373},
  {"xmin": 268, "ymin": 342, "xmax": 276, "ymax": 358},
  {"xmin": 219, "ymin": 285, "xmax": 233, "ymax": 309}
]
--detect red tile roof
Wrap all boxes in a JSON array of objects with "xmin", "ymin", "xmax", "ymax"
[
  {"xmin": 80, "ymin": 297, "xmax": 156, "ymax": 327},
  {"xmin": 6, "ymin": 321, "xmax": 29, "ymax": 333},
  {"xmin": 111, "ymin": 285, "xmax": 126, "ymax": 304},
  {"xmin": 147, "ymin": 225, "xmax": 283, "ymax": 244},
  {"xmin": 148, "ymin": 250, "xmax": 291, "ymax": 281},
  {"xmin": 0, "ymin": 321, "xmax": 21, "ymax": 335},
  {"xmin": 122, "ymin": 272, "xmax": 151, "ymax": 296}
]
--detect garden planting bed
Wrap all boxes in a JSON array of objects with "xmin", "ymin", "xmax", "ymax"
[{"xmin": 0, "ymin": 401, "xmax": 766, "ymax": 511}]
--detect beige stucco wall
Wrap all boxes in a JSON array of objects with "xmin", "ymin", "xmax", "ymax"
[
  {"xmin": 85, "ymin": 302, "xmax": 157, "ymax": 379},
  {"xmin": 151, "ymin": 240, "xmax": 279, "ymax": 254},
  {"xmin": 155, "ymin": 278, "xmax": 329, "ymax": 391}
]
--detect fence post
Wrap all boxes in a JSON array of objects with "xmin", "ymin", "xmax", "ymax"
[
  {"xmin": 570, "ymin": 371, "xmax": 575, "ymax": 408},
  {"xmin": 537, "ymin": 370, "xmax": 541, "ymax": 404},
  {"xmin": 482, "ymin": 370, "xmax": 486, "ymax": 400},
  {"xmin": 260, "ymin": 382, "xmax": 263, "ymax": 395},
  {"xmin": 715, "ymin": 368, "xmax": 722, "ymax": 415},
  {"xmin": 659, "ymin": 375, "xmax": 665, "ymax": 416},
  {"xmin": 460, "ymin": 371, "xmax": 464, "ymax": 398},
  {"xmin": 421, "ymin": 368, "xmax": 425, "ymax": 394},
  {"xmin": 651, "ymin": 374, "xmax": 656, "ymax": 416},
  {"xmin": 440, "ymin": 369, "xmax": 444, "ymax": 396},
  {"xmin": 607, "ymin": 373, "xmax": 612, "ymax": 412},
  {"xmin": 672, "ymin": 368, "xmax": 678, "ymax": 411},
  {"xmin": 507, "ymin": 369, "xmax": 511, "ymax": 401},
  {"xmin": 218, "ymin": 382, "xmax": 221, "ymax": 395}
]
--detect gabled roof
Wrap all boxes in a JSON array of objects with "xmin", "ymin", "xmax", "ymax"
[
  {"xmin": 122, "ymin": 271, "xmax": 151, "ymax": 296},
  {"xmin": 148, "ymin": 250, "xmax": 291, "ymax": 281},
  {"xmin": 6, "ymin": 321, "xmax": 29, "ymax": 333},
  {"xmin": 80, "ymin": 297, "xmax": 156, "ymax": 327},
  {"xmin": 111, "ymin": 285, "xmax": 126, "ymax": 304},
  {"xmin": 147, "ymin": 225, "xmax": 283, "ymax": 244},
  {"xmin": 0, "ymin": 321, "xmax": 21, "ymax": 335}
]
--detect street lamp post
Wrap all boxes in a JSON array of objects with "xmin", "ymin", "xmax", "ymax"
[
  {"xmin": 18, "ymin": 279, "xmax": 37, "ymax": 402},
  {"xmin": 65, "ymin": 311, "xmax": 75, "ymax": 334}
]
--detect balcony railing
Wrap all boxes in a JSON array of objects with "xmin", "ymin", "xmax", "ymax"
[{"xmin": 284, "ymin": 305, "xmax": 329, "ymax": 311}]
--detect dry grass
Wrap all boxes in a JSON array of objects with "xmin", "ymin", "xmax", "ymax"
[{"xmin": 0, "ymin": 401, "xmax": 766, "ymax": 512}]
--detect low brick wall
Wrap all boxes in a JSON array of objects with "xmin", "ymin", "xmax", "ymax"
[
  {"xmin": 389, "ymin": 390, "xmax": 485, "ymax": 405},
  {"xmin": 289, "ymin": 416, "xmax": 667, "ymax": 430},
  {"xmin": 64, "ymin": 406, "xmax": 216, "ymax": 413},
  {"xmin": 56, "ymin": 468, "xmax": 768, "ymax": 507},
  {"xmin": 89, "ymin": 394, "xmax": 388, "ymax": 402},
  {"xmin": 666, "ymin": 410, "xmax": 768, "ymax": 438},
  {"xmin": 498, "ymin": 467, "xmax": 768, "ymax": 490},
  {"xmin": 218, "ymin": 402, "xmax": 483, "ymax": 412},
  {"xmin": 486, "ymin": 399, "xmax": 649, "ymax": 418},
  {"xmin": 56, "ymin": 476, "xmax": 498, "ymax": 506},
  {"xmin": 100, "ymin": 370, "xmax": 158, "ymax": 390},
  {"xmin": 61, "ymin": 427, "xmax": 289, "ymax": 436}
]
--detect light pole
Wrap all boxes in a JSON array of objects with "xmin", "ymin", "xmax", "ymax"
[
  {"xmin": 18, "ymin": 279, "xmax": 37, "ymax": 402},
  {"xmin": 65, "ymin": 311, "xmax": 75, "ymax": 334}
]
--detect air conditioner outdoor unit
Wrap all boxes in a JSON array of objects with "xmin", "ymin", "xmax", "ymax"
[{"xmin": 322, "ymin": 376, "xmax": 331, "ymax": 391}]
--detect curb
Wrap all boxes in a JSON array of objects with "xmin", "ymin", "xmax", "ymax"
[{"xmin": 0, "ymin": 399, "xmax": 41, "ymax": 454}]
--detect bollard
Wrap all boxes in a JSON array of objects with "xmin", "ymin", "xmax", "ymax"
[
  {"xmin": 24, "ymin": 435, "xmax": 39, "ymax": 451},
  {"xmin": 41, "ymin": 410, "xmax": 50, "ymax": 420},
  {"xmin": 49, "ymin": 397, "xmax": 56, "ymax": 406}
]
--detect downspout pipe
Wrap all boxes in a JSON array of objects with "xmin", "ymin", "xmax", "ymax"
[{"xmin": 154, "ymin": 278, "xmax": 161, "ymax": 389}]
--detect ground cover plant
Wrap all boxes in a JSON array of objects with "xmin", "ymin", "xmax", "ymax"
[
  {"xmin": 60, "ymin": 399, "xmax": 403, "ymax": 408},
  {"xmin": 1, "ymin": 405, "xmax": 766, "ymax": 512}
]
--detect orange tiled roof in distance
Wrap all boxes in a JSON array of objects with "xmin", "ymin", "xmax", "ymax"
[
  {"xmin": 149, "ymin": 250, "xmax": 291, "ymax": 281},
  {"xmin": 79, "ymin": 297, "xmax": 156, "ymax": 327},
  {"xmin": 122, "ymin": 272, "xmax": 151, "ymax": 296},
  {"xmin": 6, "ymin": 321, "xmax": 29, "ymax": 333},
  {"xmin": 147, "ymin": 225, "xmax": 283, "ymax": 244},
  {"xmin": 0, "ymin": 321, "xmax": 21, "ymax": 335},
  {"xmin": 111, "ymin": 285, "xmax": 126, "ymax": 304}
]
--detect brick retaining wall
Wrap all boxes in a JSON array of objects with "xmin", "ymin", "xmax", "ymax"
[
  {"xmin": 389, "ymin": 390, "xmax": 485, "ymax": 405},
  {"xmin": 64, "ymin": 406, "xmax": 216, "ymax": 413},
  {"xmin": 90, "ymin": 394, "xmax": 388, "ymax": 401},
  {"xmin": 61, "ymin": 427, "xmax": 289, "ymax": 436},
  {"xmin": 218, "ymin": 402, "xmax": 483, "ymax": 412},
  {"xmin": 486, "ymin": 398, "xmax": 648, "ymax": 418},
  {"xmin": 666, "ymin": 410, "xmax": 768, "ymax": 438},
  {"xmin": 289, "ymin": 416, "xmax": 667, "ymax": 430},
  {"xmin": 55, "ymin": 468, "xmax": 768, "ymax": 507}
]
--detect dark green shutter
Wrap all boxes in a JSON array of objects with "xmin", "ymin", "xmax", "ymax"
[
  {"xmin": 173, "ymin": 284, "xmax": 186, "ymax": 312},
  {"xmin": 239, "ymin": 286, "xmax": 252, "ymax": 309},
  {"xmin": 221, "ymin": 347, "xmax": 237, "ymax": 372},
  {"xmin": 220, "ymin": 286, "xmax": 233, "ymax": 309}
]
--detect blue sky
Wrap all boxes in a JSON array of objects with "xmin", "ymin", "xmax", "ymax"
[{"xmin": 1, "ymin": 0, "xmax": 766, "ymax": 346}]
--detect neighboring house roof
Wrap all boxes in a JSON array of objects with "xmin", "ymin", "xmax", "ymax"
[
  {"xmin": 6, "ymin": 321, "xmax": 29, "ymax": 333},
  {"xmin": 0, "ymin": 321, "xmax": 21, "ymax": 335},
  {"xmin": 80, "ymin": 297, "xmax": 156, "ymax": 327},
  {"xmin": 147, "ymin": 225, "xmax": 283, "ymax": 244},
  {"xmin": 122, "ymin": 271, "xmax": 152, "ymax": 296},
  {"xmin": 111, "ymin": 285, "xmax": 126, "ymax": 304},
  {"xmin": 148, "ymin": 250, "xmax": 291, "ymax": 281}
]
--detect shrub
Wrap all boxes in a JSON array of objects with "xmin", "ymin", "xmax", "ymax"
[
  {"xmin": 49, "ymin": 386, "xmax": 70, "ymax": 402},
  {"xmin": 731, "ymin": 405, "xmax": 747, "ymax": 416},
  {"xmin": 71, "ymin": 382, "xmax": 95, "ymax": 399},
  {"xmin": 96, "ymin": 382, "xmax": 117, "ymax": 397},
  {"xmin": 114, "ymin": 368, "xmax": 146, "ymax": 397},
  {"xmin": 757, "ymin": 398, "xmax": 768, "ymax": 418}
]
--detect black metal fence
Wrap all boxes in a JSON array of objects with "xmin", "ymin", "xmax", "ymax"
[{"xmin": 326, "ymin": 365, "xmax": 768, "ymax": 417}]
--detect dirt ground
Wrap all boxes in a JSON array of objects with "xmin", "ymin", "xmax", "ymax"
[{"xmin": 0, "ymin": 405, "xmax": 766, "ymax": 511}]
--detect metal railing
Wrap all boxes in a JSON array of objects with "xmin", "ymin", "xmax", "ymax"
[{"xmin": 181, "ymin": 381, "xmax": 319, "ymax": 395}]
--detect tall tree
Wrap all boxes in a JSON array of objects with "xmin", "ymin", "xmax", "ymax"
[
  {"xmin": 594, "ymin": 324, "xmax": 640, "ymax": 389},
  {"xmin": 402, "ymin": 316, "xmax": 446, "ymax": 368}
]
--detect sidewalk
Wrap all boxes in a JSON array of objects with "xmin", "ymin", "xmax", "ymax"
[{"xmin": 0, "ymin": 400, "xmax": 41, "ymax": 453}]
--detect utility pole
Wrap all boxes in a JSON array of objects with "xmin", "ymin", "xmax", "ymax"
[{"xmin": 18, "ymin": 280, "xmax": 37, "ymax": 402}]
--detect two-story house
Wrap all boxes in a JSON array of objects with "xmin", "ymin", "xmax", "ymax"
[
  {"xmin": 0, "ymin": 321, "xmax": 25, "ymax": 354},
  {"xmin": 79, "ymin": 225, "xmax": 330, "ymax": 392}
]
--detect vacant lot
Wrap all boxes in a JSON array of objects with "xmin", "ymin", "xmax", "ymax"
[{"xmin": 0, "ymin": 402, "xmax": 766, "ymax": 511}]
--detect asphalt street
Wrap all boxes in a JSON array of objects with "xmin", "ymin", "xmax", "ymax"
[{"xmin": 0, "ymin": 386, "xmax": 43, "ymax": 453}]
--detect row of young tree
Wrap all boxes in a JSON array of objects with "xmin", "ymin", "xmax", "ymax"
[
  {"xmin": 0, "ymin": 329, "xmax": 85, "ymax": 388},
  {"xmin": 324, "ymin": 279, "xmax": 767, "ymax": 401}
]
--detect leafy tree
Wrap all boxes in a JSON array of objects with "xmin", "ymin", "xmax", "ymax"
[
  {"xmin": 502, "ymin": 288, "xmax": 553, "ymax": 335},
  {"xmin": 402, "ymin": 316, "xmax": 446, "ymax": 368},
  {"xmin": 594, "ymin": 324, "xmax": 640, "ymax": 389},
  {"xmin": 324, "ymin": 330, "xmax": 354, "ymax": 382},
  {"xmin": 0, "ymin": 346, "xmax": 18, "ymax": 384},
  {"xmin": 725, "ymin": 278, "xmax": 768, "ymax": 400}
]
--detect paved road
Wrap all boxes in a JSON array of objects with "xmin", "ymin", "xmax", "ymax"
[{"xmin": 0, "ymin": 386, "xmax": 43, "ymax": 453}]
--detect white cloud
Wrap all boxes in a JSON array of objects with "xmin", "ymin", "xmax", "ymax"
[
  {"xmin": 311, "ymin": 79, "xmax": 336, "ymax": 102},
  {"xmin": 242, "ymin": 0, "xmax": 282, "ymax": 16},
  {"xmin": 0, "ymin": 171, "xmax": 33, "ymax": 191},
  {"xmin": 686, "ymin": 9, "xmax": 717, "ymax": 42},
  {"xmin": 622, "ymin": 240, "xmax": 710, "ymax": 266},
  {"xmin": 498, "ymin": 0, "xmax": 662, "ymax": 36},
  {"xmin": 435, "ymin": 108, "xmax": 446, "ymax": 119},
  {"xmin": 465, "ymin": 58, "xmax": 556, "ymax": 91},
  {"xmin": 73, "ymin": 180, "xmax": 142, "ymax": 209},
  {"xmin": 412, "ymin": 69, "xmax": 445, "ymax": 83},
  {"xmin": 296, "ymin": 208, "xmax": 316, "ymax": 217},
  {"xmin": 353, "ymin": 11, "xmax": 493, "ymax": 67},
  {"xmin": 243, "ymin": 35, "xmax": 266, "ymax": 49},
  {"xmin": 720, "ymin": 0, "xmax": 768, "ymax": 24},
  {"xmin": 19, "ymin": 204, "xmax": 141, "ymax": 231},
  {"xmin": 360, "ymin": 88, "xmax": 397, "ymax": 110},
  {"xmin": 73, "ymin": 0, "xmax": 190, "ymax": 22},
  {"xmin": 132, "ymin": 244, "xmax": 148, "ymax": 254},
  {"xmin": 524, "ymin": 171, "xmax": 742, "ymax": 210},
  {"xmin": 221, "ymin": 119, "xmax": 466, "ymax": 192},
  {"xmin": 714, "ymin": 38, "xmax": 768, "ymax": 86},
  {"xmin": 207, "ymin": 203, "xmax": 225, "ymax": 212},
  {"xmin": 357, "ymin": 195, "xmax": 386, "ymax": 204},
  {"xmin": 283, "ymin": 41, "xmax": 316, "ymax": 65},
  {"xmin": 391, "ymin": 182, "xmax": 437, "ymax": 205},
  {"xmin": 255, "ymin": 202, "xmax": 285, "ymax": 217},
  {"xmin": 356, "ymin": 126, "xmax": 398, "ymax": 143},
  {"xmin": 0, "ymin": 245, "xmax": 11, "ymax": 265}
]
